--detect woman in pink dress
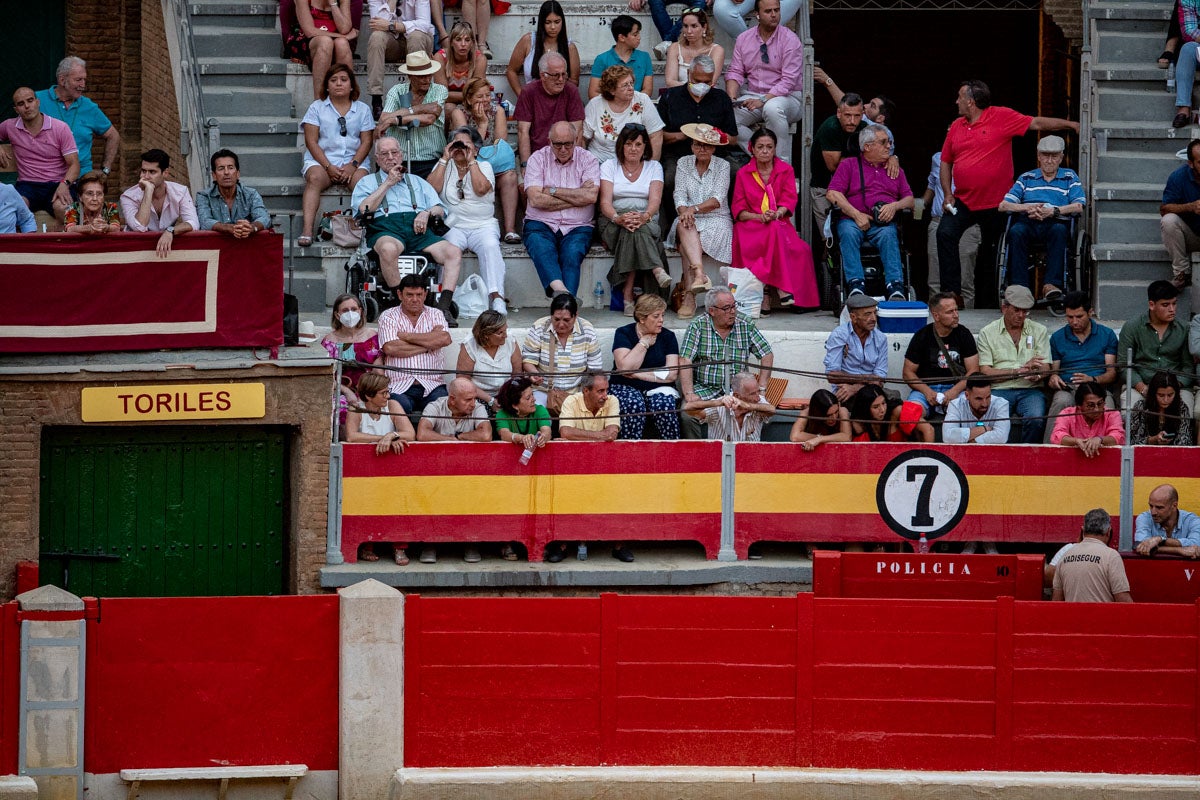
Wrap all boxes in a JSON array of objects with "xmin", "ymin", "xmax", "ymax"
[{"xmin": 731, "ymin": 128, "xmax": 818, "ymax": 313}]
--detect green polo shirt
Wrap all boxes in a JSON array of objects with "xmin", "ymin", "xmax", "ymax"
[
  {"xmin": 1117, "ymin": 312, "xmax": 1195, "ymax": 388},
  {"xmin": 976, "ymin": 317, "xmax": 1051, "ymax": 390}
]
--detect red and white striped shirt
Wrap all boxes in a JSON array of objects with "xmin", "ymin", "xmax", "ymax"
[{"xmin": 377, "ymin": 305, "xmax": 448, "ymax": 395}]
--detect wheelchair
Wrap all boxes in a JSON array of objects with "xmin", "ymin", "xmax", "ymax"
[
  {"xmin": 342, "ymin": 211, "xmax": 444, "ymax": 323},
  {"xmin": 819, "ymin": 209, "xmax": 914, "ymax": 312},
  {"xmin": 995, "ymin": 211, "xmax": 1091, "ymax": 317}
]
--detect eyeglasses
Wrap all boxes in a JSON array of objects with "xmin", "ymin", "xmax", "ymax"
[
  {"xmin": 542, "ymin": 71, "xmax": 567, "ymax": 79},
  {"xmin": 1081, "ymin": 400, "xmax": 1106, "ymax": 410},
  {"xmin": 550, "ymin": 139, "xmax": 574, "ymax": 148},
  {"xmin": 455, "ymin": 177, "xmax": 465, "ymax": 199},
  {"xmin": 337, "ymin": 115, "xmax": 347, "ymax": 137},
  {"xmin": 759, "ymin": 43, "xmax": 769, "ymax": 64},
  {"xmin": 711, "ymin": 303, "xmax": 737, "ymax": 312},
  {"xmin": 624, "ymin": 123, "xmax": 647, "ymax": 132},
  {"xmin": 683, "ymin": 6, "xmax": 705, "ymax": 14}
]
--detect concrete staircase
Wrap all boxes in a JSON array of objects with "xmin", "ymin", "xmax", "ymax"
[{"xmin": 1087, "ymin": 0, "xmax": 1195, "ymax": 320}]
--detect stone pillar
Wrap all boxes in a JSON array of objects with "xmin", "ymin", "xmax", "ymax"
[
  {"xmin": 339, "ymin": 580, "xmax": 405, "ymax": 800},
  {"xmin": 16, "ymin": 585, "xmax": 86, "ymax": 800}
]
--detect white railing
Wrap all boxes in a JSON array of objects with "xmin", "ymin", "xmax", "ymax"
[{"xmin": 161, "ymin": 0, "xmax": 218, "ymax": 187}]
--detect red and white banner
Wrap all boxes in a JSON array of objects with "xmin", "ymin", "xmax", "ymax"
[{"xmin": 0, "ymin": 232, "xmax": 283, "ymax": 352}]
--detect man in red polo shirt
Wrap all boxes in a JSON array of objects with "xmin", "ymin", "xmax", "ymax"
[{"xmin": 935, "ymin": 80, "xmax": 1078, "ymax": 309}]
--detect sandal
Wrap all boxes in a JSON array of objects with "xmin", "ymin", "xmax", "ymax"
[
  {"xmin": 297, "ymin": 235, "xmax": 313, "ymax": 247},
  {"xmin": 393, "ymin": 547, "xmax": 409, "ymax": 566},
  {"xmin": 359, "ymin": 546, "xmax": 380, "ymax": 562},
  {"xmin": 1158, "ymin": 50, "xmax": 1175, "ymax": 69},
  {"xmin": 1173, "ymin": 110, "xmax": 1192, "ymax": 129},
  {"xmin": 503, "ymin": 231, "xmax": 522, "ymax": 244},
  {"xmin": 690, "ymin": 271, "xmax": 713, "ymax": 295},
  {"xmin": 652, "ymin": 267, "xmax": 672, "ymax": 288}
]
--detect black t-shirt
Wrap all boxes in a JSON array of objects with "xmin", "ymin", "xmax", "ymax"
[
  {"xmin": 904, "ymin": 323, "xmax": 978, "ymax": 384},
  {"xmin": 810, "ymin": 114, "xmax": 865, "ymax": 189},
  {"xmin": 611, "ymin": 322, "xmax": 680, "ymax": 393},
  {"xmin": 659, "ymin": 85, "xmax": 739, "ymax": 162}
]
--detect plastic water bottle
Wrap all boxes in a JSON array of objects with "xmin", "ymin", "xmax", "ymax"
[
  {"xmin": 593, "ymin": 281, "xmax": 604, "ymax": 309},
  {"xmin": 1168, "ymin": 62, "xmax": 1177, "ymax": 91},
  {"xmin": 917, "ymin": 533, "xmax": 929, "ymax": 554},
  {"xmin": 577, "ymin": 542, "xmax": 588, "ymax": 561},
  {"xmin": 518, "ymin": 447, "xmax": 534, "ymax": 466}
]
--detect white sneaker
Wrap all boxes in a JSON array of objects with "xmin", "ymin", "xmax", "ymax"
[
  {"xmin": 491, "ymin": 296, "xmax": 507, "ymax": 315},
  {"xmin": 983, "ymin": 542, "xmax": 1000, "ymax": 555},
  {"xmin": 960, "ymin": 541, "xmax": 977, "ymax": 555},
  {"xmin": 653, "ymin": 41, "xmax": 671, "ymax": 60}
]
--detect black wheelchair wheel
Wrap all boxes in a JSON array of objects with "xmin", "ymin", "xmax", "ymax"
[{"xmin": 363, "ymin": 294, "xmax": 380, "ymax": 323}]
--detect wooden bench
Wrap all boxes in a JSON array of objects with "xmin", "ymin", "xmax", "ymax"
[{"xmin": 120, "ymin": 765, "xmax": 308, "ymax": 800}]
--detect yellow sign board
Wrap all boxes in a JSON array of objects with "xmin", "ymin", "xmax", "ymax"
[{"xmin": 81, "ymin": 383, "xmax": 266, "ymax": 422}]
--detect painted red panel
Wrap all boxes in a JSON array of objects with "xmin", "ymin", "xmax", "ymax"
[
  {"xmin": 615, "ymin": 697, "xmax": 796, "ymax": 731},
  {"xmin": 814, "ymin": 631, "xmax": 996, "ymax": 666},
  {"xmin": 0, "ymin": 232, "xmax": 283, "ymax": 352},
  {"xmin": 614, "ymin": 628, "xmax": 796, "ymax": 664},
  {"xmin": 814, "ymin": 552, "xmax": 1044, "ymax": 600},
  {"xmin": 1134, "ymin": 445, "xmax": 1200, "ymax": 479},
  {"xmin": 0, "ymin": 604, "xmax": 18, "ymax": 774},
  {"xmin": 814, "ymin": 732, "xmax": 999, "ymax": 770},
  {"xmin": 609, "ymin": 730, "xmax": 796, "ymax": 766},
  {"xmin": 617, "ymin": 663, "xmax": 796, "ymax": 697},
  {"xmin": 1123, "ymin": 556, "xmax": 1200, "ymax": 603},
  {"xmin": 814, "ymin": 598, "xmax": 998, "ymax": 633},
  {"xmin": 1012, "ymin": 701, "xmax": 1195, "ymax": 738},
  {"xmin": 813, "ymin": 699, "xmax": 997, "ymax": 735},
  {"xmin": 84, "ymin": 595, "xmax": 338, "ymax": 773},
  {"xmin": 1013, "ymin": 633, "xmax": 1195, "ymax": 668},
  {"xmin": 416, "ymin": 596, "xmax": 600, "ymax": 633},
  {"xmin": 420, "ymin": 631, "xmax": 601, "ymax": 665},
  {"xmin": 610, "ymin": 595, "xmax": 797, "ymax": 629},
  {"xmin": 1012, "ymin": 736, "xmax": 1196, "ymax": 775}
]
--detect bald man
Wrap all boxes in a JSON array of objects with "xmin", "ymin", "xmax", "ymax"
[
  {"xmin": 0, "ymin": 86, "xmax": 80, "ymax": 225},
  {"xmin": 1134, "ymin": 484, "xmax": 1200, "ymax": 558},
  {"xmin": 416, "ymin": 377, "xmax": 493, "ymax": 442}
]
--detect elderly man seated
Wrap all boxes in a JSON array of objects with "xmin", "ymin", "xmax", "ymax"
[
  {"xmin": 1134, "ymin": 484, "xmax": 1200, "ymax": 558},
  {"xmin": 416, "ymin": 377, "xmax": 492, "ymax": 442},
  {"xmin": 825, "ymin": 122, "xmax": 914, "ymax": 300},
  {"xmin": 1049, "ymin": 381, "xmax": 1125, "ymax": 458},
  {"xmin": 352, "ymin": 135, "xmax": 464, "ymax": 326},
  {"xmin": 997, "ymin": 135, "xmax": 1084, "ymax": 303},
  {"xmin": 559, "ymin": 373, "xmax": 621, "ymax": 441},
  {"xmin": 683, "ymin": 371, "xmax": 775, "ymax": 442},
  {"xmin": 823, "ymin": 293, "xmax": 888, "ymax": 404},
  {"xmin": 0, "ymin": 183, "xmax": 36, "ymax": 233}
]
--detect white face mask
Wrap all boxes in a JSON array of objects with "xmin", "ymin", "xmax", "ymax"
[
  {"xmin": 339, "ymin": 310, "xmax": 362, "ymax": 328},
  {"xmin": 689, "ymin": 82, "xmax": 711, "ymax": 98}
]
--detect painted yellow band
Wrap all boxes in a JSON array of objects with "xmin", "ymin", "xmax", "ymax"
[{"xmin": 343, "ymin": 472, "xmax": 723, "ymax": 516}]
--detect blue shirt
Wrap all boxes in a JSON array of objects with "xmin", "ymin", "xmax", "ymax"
[
  {"xmin": 1003, "ymin": 167, "xmax": 1085, "ymax": 208},
  {"xmin": 823, "ymin": 322, "xmax": 888, "ymax": 389},
  {"xmin": 196, "ymin": 181, "xmax": 271, "ymax": 230},
  {"xmin": 0, "ymin": 183, "xmax": 36, "ymax": 233},
  {"xmin": 590, "ymin": 47, "xmax": 654, "ymax": 90},
  {"xmin": 1050, "ymin": 320, "xmax": 1118, "ymax": 379},
  {"xmin": 1162, "ymin": 163, "xmax": 1200, "ymax": 234},
  {"xmin": 351, "ymin": 170, "xmax": 441, "ymax": 215},
  {"xmin": 1134, "ymin": 509, "xmax": 1200, "ymax": 547},
  {"xmin": 36, "ymin": 87, "xmax": 112, "ymax": 174}
]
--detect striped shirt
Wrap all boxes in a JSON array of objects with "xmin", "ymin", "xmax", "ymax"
[
  {"xmin": 1002, "ymin": 167, "xmax": 1085, "ymax": 208},
  {"xmin": 377, "ymin": 305, "xmax": 448, "ymax": 395},
  {"xmin": 680, "ymin": 313, "xmax": 773, "ymax": 400},
  {"xmin": 521, "ymin": 316, "xmax": 603, "ymax": 391},
  {"xmin": 705, "ymin": 405, "xmax": 768, "ymax": 442},
  {"xmin": 382, "ymin": 81, "xmax": 448, "ymax": 162}
]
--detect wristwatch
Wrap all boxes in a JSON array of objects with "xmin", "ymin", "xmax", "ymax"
[
  {"xmin": 166, "ymin": 225, "xmax": 176, "ymax": 234},
  {"xmin": 548, "ymin": 186, "xmax": 558, "ymax": 196},
  {"xmin": 102, "ymin": 167, "xmax": 111, "ymax": 176}
]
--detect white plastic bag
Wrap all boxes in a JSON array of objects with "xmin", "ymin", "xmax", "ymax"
[
  {"xmin": 452, "ymin": 274, "xmax": 489, "ymax": 319},
  {"xmin": 720, "ymin": 266, "xmax": 764, "ymax": 318}
]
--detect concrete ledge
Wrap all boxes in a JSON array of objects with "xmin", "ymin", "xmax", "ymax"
[
  {"xmin": 390, "ymin": 766, "xmax": 1200, "ymax": 800},
  {"xmin": 0, "ymin": 777, "xmax": 37, "ymax": 800}
]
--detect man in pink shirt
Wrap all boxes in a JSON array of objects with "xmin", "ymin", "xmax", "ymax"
[
  {"xmin": 937, "ymin": 80, "xmax": 1078, "ymax": 309},
  {"xmin": 0, "ymin": 87, "xmax": 80, "ymax": 226},
  {"xmin": 377, "ymin": 272, "xmax": 452, "ymax": 414},
  {"xmin": 119, "ymin": 149, "xmax": 200, "ymax": 258},
  {"xmin": 1050, "ymin": 381, "xmax": 1125, "ymax": 458},
  {"xmin": 723, "ymin": 0, "xmax": 803, "ymax": 163},
  {"xmin": 522, "ymin": 121, "xmax": 600, "ymax": 298}
]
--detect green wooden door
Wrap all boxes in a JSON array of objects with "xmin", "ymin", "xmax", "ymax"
[{"xmin": 39, "ymin": 426, "xmax": 287, "ymax": 597}]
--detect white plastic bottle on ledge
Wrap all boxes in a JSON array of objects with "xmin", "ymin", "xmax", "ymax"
[{"xmin": 917, "ymin": 533, "xmax": 929, "ymax": 554}]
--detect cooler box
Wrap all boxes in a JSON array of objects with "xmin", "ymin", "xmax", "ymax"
[{"xmin": 877, "ymin": 301, "xmax": 929, "ymax": 333}]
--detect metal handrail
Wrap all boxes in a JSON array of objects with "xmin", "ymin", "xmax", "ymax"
[
  {"xmin": 161, "ymin": 0, "xmax": 219, "ymax": 187},
  {"xmin": 1079, "ymin": 0, "xmax": 1095, "ymax": 300}
]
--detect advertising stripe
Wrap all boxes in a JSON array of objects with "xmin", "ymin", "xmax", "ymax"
[
  {"xmin": 343, "ymin": 472, "xmax": 722, "ymax": 515},
  {"xmin": 734, "ymin": 474, "xmax": 1119, "ymax": 516}
]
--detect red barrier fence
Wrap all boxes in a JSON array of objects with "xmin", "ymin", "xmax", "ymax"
[
  {"xmin": 404, "ymin": 593, "xmax": 1200, "ymax": 774},
  {"xmin": 0, "ymin": 232, "xmax": 283, "ymax": 353},
  {"xmin": 1125, "ymin": 556, "xmax": 1200, "ymax": 603},
  {"xmin": 84, "ymin": 595, "xmax": 338, "ymax": 773},
  {"xmin": 812, "ymin": 551, "xmax": 1045, "ymax": 600},
  {"xmin": 0, "ymin": 604, "xmax": 17, "ymax": 774}
]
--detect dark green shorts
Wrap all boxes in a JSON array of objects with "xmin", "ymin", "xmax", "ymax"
[{"xmin": 366, "ymin": 211, "xmax": 445, "ymax": 253}]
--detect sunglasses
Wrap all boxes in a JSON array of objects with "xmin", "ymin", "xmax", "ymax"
[
  {"xmin": 337, "ymin": 115, "xmax": 348, "ymax": 136},
  {"xmin": 550, "ymin": 139, "xmax": 574, "ymax": 147},
  {"xmin": 455, "ymin": 177, "xmax": 465, "ymax": 199},
  {"xmin": 683, "ymin": 5, "xmax": 706, "ymax": 14},
  {"xmin": 624, "ymin": 123, "xmax": 648, "ymax": 132},
  {"xmin": 759, "ymin": 43, "xmax": 769, "ymax": 64}
]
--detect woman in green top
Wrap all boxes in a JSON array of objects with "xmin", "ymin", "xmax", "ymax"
[{"xmin": 495, "ymin": 376, "xmax": 552, "ymax": 449}]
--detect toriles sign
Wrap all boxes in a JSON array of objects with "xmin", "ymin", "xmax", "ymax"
[{"xmin": 81, "ymin": 383, "xmax": 266, "ymax": 422}]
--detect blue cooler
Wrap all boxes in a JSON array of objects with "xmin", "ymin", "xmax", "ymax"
[{"xmin": 877, "ymin": 301, "xmax": 930, "ymax": 334}]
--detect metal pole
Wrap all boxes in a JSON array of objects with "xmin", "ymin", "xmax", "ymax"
[
  {"xmin": 718, "ymin": 441, "xmax": 737, "ymax": 561},
  {"xmin": 1119, "ymin": 354, "xmax": 1135, "ymax": 551},
  {"xmin": 326, "ymin": 443, "xmax": 345, "ymax": 565}
]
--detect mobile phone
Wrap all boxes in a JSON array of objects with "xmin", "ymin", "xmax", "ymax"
[{"xmin": 1162, "ymin": 431, "xmax": 1176, "ymax": 440}]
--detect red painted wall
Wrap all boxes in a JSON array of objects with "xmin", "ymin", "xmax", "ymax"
[
  {"xmin": 813, "ymin": 552, "xmax": 1045, "ymax": 600},
  {"xmin": 0, "ymin": 604, "xmax": 17, "ymax": 774},
  {"xmin": 405, "ymin": 593, "xmax": 1200, "ymax": 774},
  {"xmin": 84, "ymin": 595, "xmax": 338, "ymax": 773}
]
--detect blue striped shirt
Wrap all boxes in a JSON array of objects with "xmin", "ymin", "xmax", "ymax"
[{"xmin": 1003, "ymin": 167, "xmax": 1085, "ymax": 208}]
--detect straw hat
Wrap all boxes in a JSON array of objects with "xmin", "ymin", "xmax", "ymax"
[
  {"xmin": 680, "ymin": 123, "xmax": 729, "ymax": 146},
  {"xmin": 399, "ymin": 51, "xmax": 440, "ymax": 76}
]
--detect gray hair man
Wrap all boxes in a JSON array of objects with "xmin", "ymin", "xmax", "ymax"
[
  {"xmin": 513, "ymin": 52, "xmax": 586, "ymax": 166},
  {"xmin": 683, "ymin": 370, "xmax": 776, "ymax": 442},
  {"xmin": 1052, "ymin": 509, "xmax": 1132, "ymax": 603},
  {"xmin": 36, "ymin": 56, "xmax": 120, "ymax": 177}
]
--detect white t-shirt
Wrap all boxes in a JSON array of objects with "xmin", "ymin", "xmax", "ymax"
[
  {"xmin": 600, "ymin": 158, "xmax": 663, "ymax": 210},
  {"xmin": 438, "ymin": 159, "xmax": 497, "ymax": 229},
  {"xmin": 583, "ymin": 92, "xmax": 665, "ymax": 163}
]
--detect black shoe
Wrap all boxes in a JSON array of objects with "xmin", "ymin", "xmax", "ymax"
[
  {"xmin": 371, "ymin": 94, "xmax": 384, "ymax": 121},
  {"xmin": 611, "ymin": 546, "xmax": 634, "ymax": 563},
  {"xmin": 546, "ymin": 544, "xmax": 566, "ymax": 563},
  {"xmin": 436, "ymin": 290, "xmax": 459, "ymax": 328}
]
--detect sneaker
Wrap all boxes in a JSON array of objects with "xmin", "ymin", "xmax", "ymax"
[
  {"xmin": 886, "ymin": 282, "xmax": 906, "ymax": 301},
  {"xmin": 1171, "ymin": 271, "xmax": 1193, "ymax": 290},
  {"xmin": 491, "ymin": 296, "xmax": 507, "ymax": 315},
  {"xmin": 983, "ymin": 542, "xmax": 1000, "ymax": 555},
  {"xmin": 960, "ymin": 542, "xmax": 977, "ymax": 555},
  {"xmin": 463, "ymin": 546, "xmax": 481, "ymax": 563},
  {"xmin": 846, "ymin": 283, "xmax": 866, "ymax": 299},
  {"xmin": 611, "ymin": 545, "xmax": 635, "ymax": 563},
  {"xmin": 653, "ymin": 40, "xmax": 672, "ymax": 60},
  {"xmin": 483, "ymin": 41, "xmax": 494, "ymax": 60},
  {"xmin": 419, "ymin": 547, "xmax": 437, "ymax": 564}
]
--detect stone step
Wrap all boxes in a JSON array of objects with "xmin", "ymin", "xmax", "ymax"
[
  {"xmin": 210, "ymin": 117, "xmax": 301, "ymax": 150},
  {"xmin": 1091, "ymin": 65, "xmax": 1177, "ymax": 85},
  {"xmin": 1093, "ymin": 209, "xmax": 1163, "ymax": 245},
  {"xmin": 203, "ymin": 85, "xmax": 295, "ymax": 118},
  {"xmin": 1092, "ymin": 242, "xmax": 1168, "ymax": 262},
  {"xmin": 1097, "ymin": 276, "xmax": 1193, "ymax": 321},
  {"xmin": 224, "ymin": 144, "xmax": 307, "ymax": 176},
  {"xmin": 1092, "ymin": 27, "xmax": 1175, "ymax": 65},
  {"xmin": 1093, "ymin": 87, "xmax": 1189, "ymax": 124},
  {"xmin": 1089, "ymin": 2, "xmax": 1173, "ymax": 21},
  {"xmin": 199, "ymin": 57, "xmax": 291, "ymax": 88},
  {"xmin": 1092, "ymin": 122, "xmax": 1198, "ymax": 143},
  {"xmin": 1092, "ymin": 181, "xmax": 1169, "ymax": 202},
  {"xmin": 193, "ymin": 25, "xmax": 284, "ymax": 58},
  {"xmin": 189, "ymin": 1, "xmax": 280, "ymax": 27},
  {"xmin": 1096, "ymin": 149, "xmax": 1183, "ymax": 184}
]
